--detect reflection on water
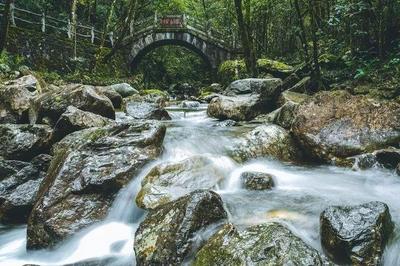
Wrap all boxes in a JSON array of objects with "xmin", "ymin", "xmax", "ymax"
[{"xmin": 0, "ymin": 105, "xmax": 399, "ymax": 265}]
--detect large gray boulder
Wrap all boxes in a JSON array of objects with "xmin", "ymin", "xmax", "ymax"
[
  {"xmin": 0, "ymin": 154, "xmax": 51, "ymax": 224},
  {"xmin": 225, "ymin": 78, "xmax": 282, "ymax": 96},
  {"xmin": 108, "ymin": 83, "xmax": 138, "ymax": 97},
  {"xmin": 135, "ymin": 190, "xmax": 227, "ymax": 265},
  {"xmin": 31, "ymin": 84, "xmax": 115, "ymax": 126},
  {"xmin": 232, "ymin": 124, "xmax": 301, "ymax": 162},
  {"xmin": 96, "ymin": 87, "xmax": 123, "ymax": 109},
  {"xmin": 54, "ymin": 106, "xmax": 114, "ymax": 140},
  {"xmin": 292, "ymin": 91, "xmax": 400, "ymax": 163},
  {"xmin": 207, "ymin": 94, "xmax": 262, "ymax": 121},
  {"xmin": 0, "ymin": 80, "xmax": 35, "ymax": 123},
  {"xmin": 0, "ymin": 124, "xmax": 53, "ymax": 161},
  {"xmin": 27, "ymin": 122, "xmax": 166, "ymax": 250},
  {"xmin": 125, "ymin": 101, "xmax": 171, "ymax": 120},
  {"xmin": 194, "ymin": 223, "xmax": 323, "ymax": 265},
  {"xmin": 136, "ymin": 156, "xmax": 225, "ymax": 210},
  {"xmin": 320, "ymin": 201, "xmax": 394, "ymax": 265}
]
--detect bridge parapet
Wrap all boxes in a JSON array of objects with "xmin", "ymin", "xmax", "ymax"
[{"xmin": 129, "ymin": 13, "xmax": 237, "ymax": 50}]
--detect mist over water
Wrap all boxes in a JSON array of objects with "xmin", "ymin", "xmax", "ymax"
[{"xmin": 0, "ymin": 106, "xmax": 399, "ymax": 265}]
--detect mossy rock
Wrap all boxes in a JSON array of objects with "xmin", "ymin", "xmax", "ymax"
[
  {"xmin": 141, "ymin": 89, "xmax": 169, "ymax": 98},
  {"xmin": 194, "ymin": 223, "xmax": 323, "ymax": 265}
]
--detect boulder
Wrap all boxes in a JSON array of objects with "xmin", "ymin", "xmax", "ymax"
[
  {"xmin": 4, "ymin": 74, "xmax": 39, "ymax": 92},
  {"xmin": 54, "ymin": 106, "xmax": 114, "ymax": 140},
  {"xmin": 125, "ymin": 101, "xmax": 171, "ymax": 120},
  {"xmin": 240, "ymin": 171, "xmax": 275, "ymax": 190},
  {"xmin": 0, "ymin": 82, "xmax": 35, "ymax": 124},
  {"xmin": 0, "ymin": 154, "xmax": 52, "ymax": 224},
  {"xmin": 31, "ymin": 84, "xmax": 115, "ymax": 125},
  {"xmin": 210, "ymin": 83, "xmax": 223, "ymax": 93},
  {"xmin": 320, "ymin": 201, "xmax": 394, "ymax": 265},
  {"xmin": 200, "ymin": 93, "xmax": 219, "ymax": 103},
  {"xmin": 225, "ymin": 78, "xmax": 282, "ymax": 96},
  {"xmin": 27, "ymin": 122, "xmax": 166, "ymax": 249},
  {"xmin": 257, "ymin": 58, "xmax": 294, "ymax": 79},
  {"xmin": 348, "ymin": 148, "xmax": 400, "ymax": 170},
  {"xmin": 232, "ymin": 124, "xmax": 301, "ymax": 162},
  {"xmin": 292, "ymin": 91, "xmax": 400, "ymax": 163},
  {"xmin": 278, "ymin": 90, "xmax": 309, "ymax": 107},
  {"xmin": 272, "ymin": 101, "xmax": 300, "ymax": 129},
  {"xmin": 213, "ymin": 120, "xmax": 237, "ymax": 127},
  {"xmin": 180, "ymin": 101, "xmax": 200, "ymax": 108},
  {"xmin": 0, "ymin": 124, "xmax": 53, "ymax": 161},
  {"xmin": 290, "ymin": 76, "xmax": 312, "ymax": 93},
  {"xmin": 0, "ymin": 160, "xmax": 30, "ymax": 180},
  {"xmin": 136, "ymin": 156, "xmax": 225, "ymax": 210},
  {"xmin": 194, "ymin": 223, "xmax": 323, "ymax": 265},
  {"xmin": 396, "ymin": 163, "xmax": 400, "ymax": 175},
  {"xmin": 207, "ymin": 94, "xmax": 263, "ymax": 121},
  {"xmin": 134, "ymin": 190, "xmax": 227, "ymax": 265},
  {"xmin": 96, "ymin": 87, "xmax": 123, "ymax": 109},
  {"xmin": 108, "ymin": 83, "xmax": 138, "ymax": 97}
]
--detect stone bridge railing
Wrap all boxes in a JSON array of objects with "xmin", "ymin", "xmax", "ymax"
[
  {"xmin": 0, "ymin": 2, "xmax": 113, "ymax": 46},
  {"xmin": 0, "ymin": 3, "xmax": 239, "ymax": 52},
  {"xmin": 128, "ymin": 13, "xmax": 238, "ymax": 50}
]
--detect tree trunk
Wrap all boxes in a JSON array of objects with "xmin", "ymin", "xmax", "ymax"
[
  {"xmin": 0, "ymin": 0, "xmax": 14, "ymax": 53},
  {"xmin": 292, "ymin": 0, "xmax": 310, "ymax": 62},
  {"xmin": 234, "ymin": 0, "xmax": 258, "ymax": 77},
  {"xmin": 71, "ymin": 0, "xmax": 78, "ymax": 59},
  {"xmin": 103, "ymin": 0, "xmax": 138, "ymax": 62}
]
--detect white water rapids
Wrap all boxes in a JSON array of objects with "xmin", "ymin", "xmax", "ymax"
[{"xmin": 0, "ymin": 105, "xmax": 399, "ymax": 265}]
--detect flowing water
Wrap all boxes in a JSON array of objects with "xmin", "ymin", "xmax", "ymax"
[{"xmin": 0, "ymin": 105, "xmax": 399, "ymax": 265}]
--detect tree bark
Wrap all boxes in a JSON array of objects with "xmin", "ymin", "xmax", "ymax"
[
  {"xmin": 234, "ymin": 0, "xmax": 258, "ymax": 77},
  {"xmin": 0, "ymin": 0, "xmax": 14, "ymax": 53}
]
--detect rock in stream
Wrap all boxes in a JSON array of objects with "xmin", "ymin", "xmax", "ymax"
[{"xmin": 27, "ymin": 122, "xmax": 166, "ymax": 249}]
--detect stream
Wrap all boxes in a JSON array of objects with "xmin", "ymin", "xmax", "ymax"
[{"xmin": 0, "ymin": 104, "xmax": 399, "ymax": 266}]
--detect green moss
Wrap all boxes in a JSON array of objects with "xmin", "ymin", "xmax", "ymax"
[{"xmin": 257, "ymin": 58, "xmax": 293, "ymax": 72}]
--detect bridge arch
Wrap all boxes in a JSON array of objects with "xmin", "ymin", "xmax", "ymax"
[{"xmin": 127, "ymin": 31, "xmax": 232, "ymax": 72}]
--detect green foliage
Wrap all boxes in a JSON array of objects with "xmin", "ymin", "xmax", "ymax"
[{"xmin": 136, "ymin": 46, "xmax": 211, "ymax": 90}]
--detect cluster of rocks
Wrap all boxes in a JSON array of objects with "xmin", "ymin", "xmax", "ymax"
[
  {"xmin": 0, "ymin": 75, "xmax": 170, "ymax": 250},
  {"xmin": 207, "ymin": 76, "xmax": 400, "ymax": 173},
  {"xmin": 133, "ymin": 188, "xmax": 394, "ymax": 265}
]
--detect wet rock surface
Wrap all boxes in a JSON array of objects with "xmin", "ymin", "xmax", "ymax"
[
  {"xmin": 207, "ymin": 94, "xmax": 262, "ymax": 121},
  {"xmin": 225, "ymin": 78, "xmax": 282, "ymax": 96},
  {"xmin": 180, "ymin": 100, "xmax": 200, "ymax": 108},
  {"xmin": 0, "ymin": 154, "xmax": 52, "ymax": 224},
  {"xmin": 136, "ymin": 156, "xmax": 224, "ymax": 210},
  {"xmin": 0, "ymin": 124, "xmax": 53, "ymax": 161},
  {"xmin": 320, "ymin": 201, "xmax": 394, "ymax": 265},
  {"xmin": 134, "ymin": 190, "xmax": 227, "ymax": 265},
  {"xmin": 240, "ymin": 171, "xmax": 275, "ymax": 190},
  {"xmin": 194, "ymin": 222, "xmax": 323, "ymax": 265},
  {"xmin": 292, "ymin": 91, "xmax": 400, "ymax": 163},
  {"xmin": 27, "ymin": 122, "xmax": 166, "ymax": 249},
  {"xmin": 125, "ymin": 101, "xmax": 171, "ymax": 120},
  {"xmin": 232, "ymin": 124, "xmax": 301, "ymax": 162},
  {"xmin": 54, "ymin": 106, "xmax": 114, "ymax": 140},
  {"xmin": 96, "ymin": 87, "xmax": 123, "ymax": 109},
  {"xmin": 31, "ymin": 84, "xmax": 115, "ymax": 125}
]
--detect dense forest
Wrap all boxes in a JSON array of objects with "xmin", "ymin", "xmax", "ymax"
[
  {"xmin": 1, "ymin": 1, "xmax": 400, "ymax": 265},
  {"xmin": 1, "ymin": 0, "xmax": 400, "ymax": 97}
]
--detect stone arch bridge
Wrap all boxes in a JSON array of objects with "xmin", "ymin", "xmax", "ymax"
[{"xmin": 123, "ymin": 15, "xmax": 234, "ymax": 72}]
